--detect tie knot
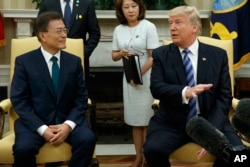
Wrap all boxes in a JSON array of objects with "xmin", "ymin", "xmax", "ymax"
[
  {"xmin": 50, "ymin": 56, "xmax": 58, "ymax": 63},
  {"xmin": 65, "ymin": 0, "xmax": 70, "ymax": 3},
  {"xmin": 183, "ymin": 48, "xmax": 190, "ymax": 54}
]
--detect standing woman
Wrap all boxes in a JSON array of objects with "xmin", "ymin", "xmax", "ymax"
[{"xmin": 111, "ymin": 0, "xmax": 160, "ymax": 166}]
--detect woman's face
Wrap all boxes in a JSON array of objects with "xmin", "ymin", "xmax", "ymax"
[{"xmin": 122, "ymin": 0, "xmax": 139, "ymax": 25}]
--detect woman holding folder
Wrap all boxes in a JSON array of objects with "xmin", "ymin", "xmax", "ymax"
[{"xmin": 111, "ymin": 0, "xmax": 159, "ymax": 166}]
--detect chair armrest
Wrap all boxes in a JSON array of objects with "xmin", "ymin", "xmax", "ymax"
[
  {"xmin": 86, "ymin": 98, "xmax": 94, "ymax": 128},
  {"xmin": 87, "ymin": 98, "xmax": 92, "ymax": 108},
  {"xmin": 0, "ymin": 99, "xmax": 12, "ymax": 113},
  {"xmin": 0, "ymin": 99, "xmax": 12, "ymax": 139},
  {"xmin": 152, "ymin": 99, "xmax": 160, "ymax": 111},
  {"xmin": 0, "ymin": 107, "xmax": 4, "ymax": 139},
  {"xmin": 0, "ymin": 98, "xmax": 91, "ymax": 115},
  {"xmin": 232, "ymin": 97, "xmax": 240, "ymax": 111},
  {"xmin": 152, "ymin": 98, "xmax": 240, "ymax": 112}
]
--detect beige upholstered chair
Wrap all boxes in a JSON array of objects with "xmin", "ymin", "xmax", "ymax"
[
  {"xmin": 0, "ymin": 37, "xmax": 98, "ymax": 166},
  {"xmin": 152, "ymin": 36, "xmax": 240, "ymax": 163}
]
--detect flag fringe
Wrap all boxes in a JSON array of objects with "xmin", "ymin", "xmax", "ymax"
[{"xmin": 234, "ymin": 53, "xmax": 250, "ymax": 71}]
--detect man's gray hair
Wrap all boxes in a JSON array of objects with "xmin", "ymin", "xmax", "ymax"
[{"xmin": 169, "ymin": 6, "xmax": 202, "ymax": 35}]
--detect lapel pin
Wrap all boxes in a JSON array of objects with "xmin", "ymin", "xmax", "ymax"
[
  {"xmin": 202, "ymin": 57, "xmax": 206, "ymax": 61},
  {"xmin": 76, "ymin": 0, "xmax": 79, "ymax": 6}
]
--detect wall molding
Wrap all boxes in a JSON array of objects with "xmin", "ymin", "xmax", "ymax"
[
  {"xmin": 1, "ymin": 9, "xmax": 210, "ymax": 67},
  {"xmin": 2, "ymin": 9, "xmax": 248, "ymax": 76},
  {"xmin": 0, "ymin": 9, "xmax": 211, "ymax": 19}
]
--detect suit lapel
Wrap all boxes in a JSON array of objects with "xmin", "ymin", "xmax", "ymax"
[
  {"xmin": 56, "ymin": 0, "xmax": 63, "ymax": 16},
  {"xmin": 34, "ymin": 49, "xmax": 57, "ymax": 100},
  {"xmin": 170, "ymin": 44, "xmax": 187, "ymax": 85},
  {"xmin": 197, "ymin": 42, "xmax": 209, "ymax": 84},
  {"xmin": 57, "ymin": 52, "xmax": 69, "ymax": 103}
]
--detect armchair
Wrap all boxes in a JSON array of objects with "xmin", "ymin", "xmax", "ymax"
[
  {"xmin": 152, "ymin": 36, "xmax": 240, "ymax": 163},
  {"xmin": 0, "ymin": 37, "xmax": 99, "ymax": 166}
]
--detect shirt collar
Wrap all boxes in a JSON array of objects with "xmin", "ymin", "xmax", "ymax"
[
  {"xmin": 61, "ymin": 0, "xmax": 72, "ymax": 5},
  {"xmin": 40, "ymin": 46, "xmax": 61, "ymax": 64},
  {"xmin": 179, "ymin": 39, "xmax": 199, "ymax": 55}
]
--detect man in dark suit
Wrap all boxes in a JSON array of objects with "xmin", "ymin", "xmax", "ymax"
[
  {"xmin": 143, "ymin": 6, "xmax": 242, "ymax": 167},
  {"xmin": 38, "ymin": 0, "xmax": 101, "ymax": 86},
  {"xmin": 10, "ymin": 11, "xmax": 95, "ymax": 167}
]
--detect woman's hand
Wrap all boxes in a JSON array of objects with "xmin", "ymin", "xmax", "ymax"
[
  {"xmin": 120, "ymin": 49, "xmax": 130, "ymax": 59},
  {"xmin": 130, "ymin": 79, "xmax": 138, "ymax": 87},
  {"xmin": 112, "ymin": 49, "xmax": 131, "ymax": 61}
]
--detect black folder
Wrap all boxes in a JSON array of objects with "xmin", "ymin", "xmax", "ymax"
[{"xmin": 122, "ymin": 55, "xmax": 143, "ymax": 85}]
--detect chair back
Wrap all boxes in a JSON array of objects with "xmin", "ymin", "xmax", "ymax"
[
  {"xmin": 8, "ymin": 37, "xmax": 84, "ymax": 130},
  {"xmin": 162, "ymin": 36, "xmax": 234, "ymax": 95}
]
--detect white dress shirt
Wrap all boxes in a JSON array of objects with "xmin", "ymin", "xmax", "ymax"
[
  {"xmin": 180, "ymin": 39, "xmax": 200, "ymax": 114},
  {"xmin": 60, "ymin": 0, "xmax": 73, "ymax": 17},
  {"xmin": 37, "ymin": 47, "xmax": 76, "ymax": 136}
]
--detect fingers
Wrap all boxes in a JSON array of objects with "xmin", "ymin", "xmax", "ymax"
[
  {"xmin": 186, "ymin": 84, "xmax": 213, "ymax": 99},
  {"xmin": 124, "ymin": 55, "xmax": 129, "ymax": 59},
  {"xmin": 130, "ymin": 79, "xmax": 138, "ymax": 86},
  {"xmin": 197, "ymin": 148, "xmax": 207, "ymax": 160},
  {"xmin": 192, "ymin": 84, "xmax": 213, "ymax": 95},
  {"xmin": 196, "ymin": 84, "xmax": 213, "ymax": 90},
  {"xmin": 49, "ymin": 131, "xmax": 64, "ymax": 146},
  {"xmin": 43, "ymin": 129, "xmax": 55, "ymax": 142},
  {"xmin": 46, "ymin": 126, "xmax": 64, "ymax": 145},
  {"xmin": 48, "ymin": 124, "xmax": 70, "ymax": 146},
  {"xmin": 120, "ymin": 49, "xmax": 129, "ymax": 59}
]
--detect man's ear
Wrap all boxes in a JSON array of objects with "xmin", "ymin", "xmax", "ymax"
[
  {"xmin": 192, "ymin": 25, "xmax": 198, "ymax": 33},
  {"xmin": 39, "ymin": 32, "xmax": 46, "ymax": 42}
]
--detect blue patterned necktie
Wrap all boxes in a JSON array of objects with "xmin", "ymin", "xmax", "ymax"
[
  {"xmin": 64, "ymin": 0, "xmax": 71, "ymax": 29},
  {"xmin": 51, "ymin": 56, "xmax": 60, "ymax": 94},
  {"xmin": 183, "ymin": 49, "xmax": 198, "ymax": 120}
]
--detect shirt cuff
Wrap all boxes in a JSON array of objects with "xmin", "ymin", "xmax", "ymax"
[
  {"xmin": 182, "ymin": 86, "xmax": 190, "ymax": 104},
  {"xmin": 64, "ymin": 120, "xmax": 76, "ymax": 131},
  {"xmin": 37, "ymin": 125, "xmax": 48, "ymax": 136}
]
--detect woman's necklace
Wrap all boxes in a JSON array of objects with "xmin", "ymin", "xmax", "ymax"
[{"xmin": 126, "ymin": 21, "xmax": 141, "ymax": 48}]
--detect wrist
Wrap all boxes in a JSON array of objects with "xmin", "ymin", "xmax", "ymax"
[{"xmin": 119, "ymin": 50, "xmax": 123, "ymax": 59}]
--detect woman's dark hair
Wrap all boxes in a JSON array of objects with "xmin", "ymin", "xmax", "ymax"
[
  {"xmin": 35, "ymin": 11, "xmax": 63, "ymax": 41},
  {"xmin": 115, "ymin": 0, "xmax": 146, "ymax": 25}
]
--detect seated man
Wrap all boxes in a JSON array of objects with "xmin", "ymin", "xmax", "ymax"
[
  {"xmin": 10, "ymin": 11, "xmax": 95, "ymax": 167},
  {"xmin": 143, "ymin": 6, "xmax": 242, "ymax": 167}
]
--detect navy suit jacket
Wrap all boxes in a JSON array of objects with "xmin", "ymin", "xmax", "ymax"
[
  {"xmin": 149, "ymin": 41, "xmax": 232, "ymax": 132},
  {"xmin": 38, "ymin": 0, "xmax": 100, "ymax": 59},
  {"xmin": 10, "ymin": 48, "xmax": 88, "ymax": 132}
]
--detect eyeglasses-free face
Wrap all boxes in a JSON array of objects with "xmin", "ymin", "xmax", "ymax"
[{"xmin": 122, "ymin": 0, "xmax": 140, "ymax": 25}]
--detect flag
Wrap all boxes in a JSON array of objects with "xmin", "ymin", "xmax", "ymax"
[
  {"xmin": 210, "ymin": 0, "xmax": 250, "ymax": 70},
  {"xmin": 0, "ymin": 12, "xmax": 5, "ymax": 47}
]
